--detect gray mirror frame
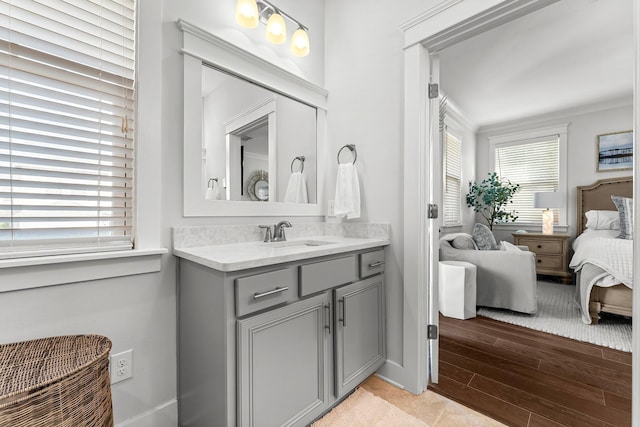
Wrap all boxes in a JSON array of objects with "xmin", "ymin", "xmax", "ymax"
[{"xmin": 178, "ymin": 19, "xmax": 328, "ymax": 216}]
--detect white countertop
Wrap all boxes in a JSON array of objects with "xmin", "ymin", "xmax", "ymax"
[{"xmin": 173, "ymin": 235, "xmax": 390, "ymax": 272}]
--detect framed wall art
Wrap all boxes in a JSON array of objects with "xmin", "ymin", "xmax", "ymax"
[{"xmin": 597, "ymin": 130, "xmax": 633, "ymax": 172}]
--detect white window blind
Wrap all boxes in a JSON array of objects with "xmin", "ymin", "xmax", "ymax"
[
  {"xmin": 443, "ymin": 128, "xmax": 462, "ymax": 226},
  {"xmin": 0, "ymin": 0, "xmax": 136, "ymax": 258},
  {"xmin": 494, "ymin": 137, "xmax": 559, "ymax": 224}
]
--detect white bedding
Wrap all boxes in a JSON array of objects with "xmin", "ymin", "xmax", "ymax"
[{"xmin": 569, "ymin": 230, "xmax": 633, "ymax": 323}]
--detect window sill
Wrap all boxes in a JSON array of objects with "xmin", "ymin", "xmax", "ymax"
[{"xmin": 0, "ymin": 248, "xmax": 168, "ymax": 293}]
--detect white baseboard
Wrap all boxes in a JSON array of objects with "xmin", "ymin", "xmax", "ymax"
[
  {"xmin": 115, "ymin": 399, "xmax": 177, "ymax": 427},
  {"xmin": 376, "ymin": 360, "xmax": 405, "ymax": 389}
]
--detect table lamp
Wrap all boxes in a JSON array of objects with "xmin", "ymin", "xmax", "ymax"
[{"xmin": 533, "ymin": 192, "xmax": 562, "ymax": 234}]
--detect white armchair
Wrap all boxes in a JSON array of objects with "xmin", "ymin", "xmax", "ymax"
[{"xmin": 440, "ymin": 239, "xmax": 537, "ymax": 314}]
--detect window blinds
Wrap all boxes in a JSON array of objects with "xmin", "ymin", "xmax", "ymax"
[
  {"xmin": 443, "ymin": 128, "xmax": 462, "ymax": 226},
  {"xmin": 494, "ymin": 137, "xmax": 559, "ymax": 224},
  {"xmin": 0, "ymin": 0, "xmax": 136, "ymax": 258}
]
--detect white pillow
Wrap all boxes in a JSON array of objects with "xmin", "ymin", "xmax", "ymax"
[
  {"xmin": 585, "ymin": 210, "xmax": 619, "ymax": 230},
  {"xmin": 500, "ymin": 241, "xmax": 522, "ymax": 252}
]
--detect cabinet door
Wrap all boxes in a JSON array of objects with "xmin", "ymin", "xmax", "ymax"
[
  {"xmin": 237, "ymin": 293, "xmax": 331, "ymax": 427},
  {"xmin": 334, "ymin": 275, "xmax": 386, "ymax": 397}
]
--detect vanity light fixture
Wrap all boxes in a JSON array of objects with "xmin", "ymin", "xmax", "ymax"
[
  {"xmin": 234, "ymin": 0, "xmax": 310, "ymax": 57},
  {"xmin": 235, "ymin": 0, "xmax": 260, "ymax": 28},
  {"xmin": 265, "ymin": 10, "xmax": 286, "ymax": 44}
]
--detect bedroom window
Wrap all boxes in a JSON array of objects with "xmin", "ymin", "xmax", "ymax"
[
  {"xmin": 489, "ymin": 124, "xmax": 568, "ymax": 226},
  {"xmin": 0, "ymin": 0, "xmax": 136, "ymax": 259},
  {"xmin": 443, "ymin": 126, "xmax": 462, "ymax": 226}
]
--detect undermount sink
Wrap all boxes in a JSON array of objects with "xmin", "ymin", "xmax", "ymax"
[{"xmin": 261, "ymin": 240, "xmax": 336, "ymax": 248}]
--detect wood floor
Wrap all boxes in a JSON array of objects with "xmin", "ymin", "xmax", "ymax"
[{"xmin": 429, "ymin": 315, "xmax": 632, "ymax": 427}]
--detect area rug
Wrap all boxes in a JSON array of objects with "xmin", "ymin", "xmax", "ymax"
[
  {"xmin": 477, "ymin": 280, "xmax": 632, "ymax": 352},
  {"xmin": 311, "ymin": 387, "xmax": 429, "ymax": 427}
]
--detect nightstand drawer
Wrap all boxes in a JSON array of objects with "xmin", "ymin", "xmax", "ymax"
[
  {"xmin": 518, "ymin": 238, "xmax": 563, "ymax": 254},
  {"xmin": 535, "ymin": 254, "xmax": 563, "ymax": 271}
]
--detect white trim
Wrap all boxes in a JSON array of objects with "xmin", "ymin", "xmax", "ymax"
[
  {"xmin": 0, "ymin": 249, "xmax": 167, "ymax": 292},
  {"xmin": 177, "ymin": 20, "xmax": 327, "ymax": 109},
  {"xmin": 488, "ymin": 123, "xmax": 569, "ymax": 145},
  {"xmin": 115, "ymin": 399, "xmax": 177, "ymax": 427},
  {"xmin": 402, "ymin": 0, "xmax": 558, "ymax": 50},
  {"xmin": 632, "ymin": 2, "xmax": 640, "ymax": 424},
  {"xmin": 179, "ymin": 20, "xmax": 327, "ymax": 217},
  {"xmin": 401, "ymin": 43, "xmax": 429, "ymax": 394}
]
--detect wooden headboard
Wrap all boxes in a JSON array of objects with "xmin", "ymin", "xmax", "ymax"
[{"xmin": 576, "ymin": 176, "xmax": 633, "ymax": 235}]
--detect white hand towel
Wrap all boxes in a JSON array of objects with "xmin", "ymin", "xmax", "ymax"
[
  {"xmin": 334, "ymin": 163, "xmax": 360, "ymax": 219},
  {"xmin": 284, "ymin": 171, "xmax": 309, "ymax": 203},
  {"xmin": 205, "ymin": 180, "xmax": 221, "ymax": 200}
]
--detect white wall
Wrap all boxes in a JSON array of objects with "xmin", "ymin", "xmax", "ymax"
[
  {"xmin": 476, "ymin": 101, "xmax": 633, "ymax": 242},
  {"xmin": 324, "ymin": 0, "xmax": 442, "ymax": 379}
]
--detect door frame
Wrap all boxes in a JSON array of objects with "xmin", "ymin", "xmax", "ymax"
[{"xmin": 401, "ymin": 4, "xmax": 640, "ymax": 422}]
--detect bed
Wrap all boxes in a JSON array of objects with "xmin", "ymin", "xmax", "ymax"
[{"xmin": 571, "ymin": 176, "xmax": 633, "ymax": 324}]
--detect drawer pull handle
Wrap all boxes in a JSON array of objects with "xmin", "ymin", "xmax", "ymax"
[
  {"xmin": 368, "ymin": 261, "xmax": 385, "ymax": 268},
  {"xmin": 253, "ymin": 286, "xmax": 289, "ymax": 299},
  {"xmin": 537, "ymin": 245, "xmax": 542, "ymax": 248},
  {"xmin": 537, "ymin": 259, "xmax": 542, "ymax": 263}
]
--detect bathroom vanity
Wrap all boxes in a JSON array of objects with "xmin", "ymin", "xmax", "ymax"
[{"xmin": 174, "ymin": 229, "xmax": 389, "ymax": 427}]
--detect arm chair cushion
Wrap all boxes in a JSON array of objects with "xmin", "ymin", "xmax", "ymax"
[{"xmin": 440, "ymin": 240, "xmax": 537, "ymax": 314}]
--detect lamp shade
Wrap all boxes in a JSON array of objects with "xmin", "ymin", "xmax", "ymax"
[
  {"xmin": 533, "ymin": 192, "xmax": 562, "ymax": 209},
  {"xmin": 290, "ymin": 27, "xmax": 310, "ymax": 57},
  {"xmin": 265, "ymin": 12, "xmax": 286, "ymax": 44},
  {"xmin": 235, "ymin": 0, "xmax": 259, "ymax": 28}
]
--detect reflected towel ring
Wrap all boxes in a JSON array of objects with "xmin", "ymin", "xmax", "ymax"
[
  {"xmin": 337, "ymin": 144, "xmax": 357, "ymax": 164},
  {"xmin": 208, "ymin": 178, "xmax": 218, "ymax": 188},
  {"xmin": 290, "ymin": 156, "xmax": 305, "ymax": 173}
]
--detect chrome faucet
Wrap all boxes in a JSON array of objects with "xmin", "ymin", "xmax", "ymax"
[
  {"xmin": 258, "ymin": 225, "xmax": 273, "ymax": 242},
  {"xmin": 273, "ymin": 221, "xmax": 292, "ymax": 242},
  {"xmin": 259, "ymin": 221, "xmax": 292, "ymax": 242}
]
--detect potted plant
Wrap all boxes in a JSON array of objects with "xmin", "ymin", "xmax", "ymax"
[{"xmin": 466, "ymin": 172, "xmax": 520, "ymax": 230}]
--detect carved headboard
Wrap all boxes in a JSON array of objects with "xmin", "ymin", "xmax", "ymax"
[{"xmin": 576, "ymin": 176, "xmax": 633, "ymax": 235}]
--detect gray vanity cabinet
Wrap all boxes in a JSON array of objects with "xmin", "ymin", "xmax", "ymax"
[
  {"xmin": 177, "ymin": 246, "xmax": 386, "ymax": 427},
  {"xmin": 237, "ymin": 293, "xmax": 331, "ymax": 427},
  {"xmin": 334, "ymin": 275, "xmax": 386, "ymax": 397}
]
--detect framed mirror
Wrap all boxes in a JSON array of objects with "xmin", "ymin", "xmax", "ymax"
[{"xmin": 179, "ymin": 19, "xmax": 327, "ymax": 217}]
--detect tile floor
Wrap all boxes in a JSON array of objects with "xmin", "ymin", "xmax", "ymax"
[{"xmin": 361, "ymin": 375, "xmax": 507, "ymax": 427}]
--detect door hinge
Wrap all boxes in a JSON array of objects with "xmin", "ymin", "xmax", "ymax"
[
  {"xmin": 428, "ymin": 324, "xmax": 438, "ymax": 339},
  {"xmin": 428, "ymin": 83, "xmax": 439, "ymax": 99},
  {"xmin": 427, "ymin": 204, "xmax": 438, "ymax": 219}
]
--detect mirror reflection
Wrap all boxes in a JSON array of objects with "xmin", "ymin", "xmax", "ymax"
[{"xmin": 201, "ymin": 65, "xmax": 317, "ymax": 203}]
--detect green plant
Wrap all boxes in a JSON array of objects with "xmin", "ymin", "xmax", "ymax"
[{"xmin": 466, "ymin": 172, "xmax": 520, "ymax": 230}]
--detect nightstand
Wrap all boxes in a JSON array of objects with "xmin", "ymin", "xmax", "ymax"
[{"xmin": 512, "ymin": 232, "xmax": 572, "ymax": 283}]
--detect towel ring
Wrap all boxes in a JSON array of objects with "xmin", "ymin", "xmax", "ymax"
[
  {"xmin": 290, "ymin": 156, "xmax": 305, "ymax": 173},
  {"xmin": 208, "ymin": 178, "xmax": 218, "ymax": 188},
  {"xmin": 337, "ymin": 144, "xmax": 357, "ymax": 164}
]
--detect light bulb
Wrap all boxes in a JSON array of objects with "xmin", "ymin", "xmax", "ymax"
[
  {"xmin": 290, "ymin": 27, "xmax": 310, "ymax": 57},
  {"xmin": 235, "ymin": 0, "xmax": 259, "ymax": 28},
  {"xmin": 265, "ymin": 12, "xmax": 286, "ymax": 44}
]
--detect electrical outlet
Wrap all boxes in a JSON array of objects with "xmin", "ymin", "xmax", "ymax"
[
  {"xmin": 110, "ymin": 349, "xmax": 133, "ymax": 384},
  {"xmin": 327, "ymin": 200, "xmax": 335, "ymax": 217}
]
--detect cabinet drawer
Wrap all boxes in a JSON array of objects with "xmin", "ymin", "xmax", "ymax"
[
  {"xmin": 360, "ymin": 249, "xmax": 385, "ymax": 278},
  {"xmin": 235, "ymin": 268, "xmax": 297, "ymax": 317},
  {"xmin": 518, "ymin": 239, "xmax": 562, "ymax": 254},
  {"xmin": 535, "ymin": 254, "xmax": 563, "ymax": 271},
  {"xmin": 300, "ymin": 255, "xmax": 358, "ymax": 297}
]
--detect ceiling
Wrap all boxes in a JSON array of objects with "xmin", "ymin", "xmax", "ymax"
[{"xmin": 439, "ymin": 0, "xmax": 634, "ymax": 130}]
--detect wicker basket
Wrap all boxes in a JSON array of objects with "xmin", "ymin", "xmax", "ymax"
[{"xmin": 0, "ymin": 335, "xmax": 113, "ymax": 427}]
